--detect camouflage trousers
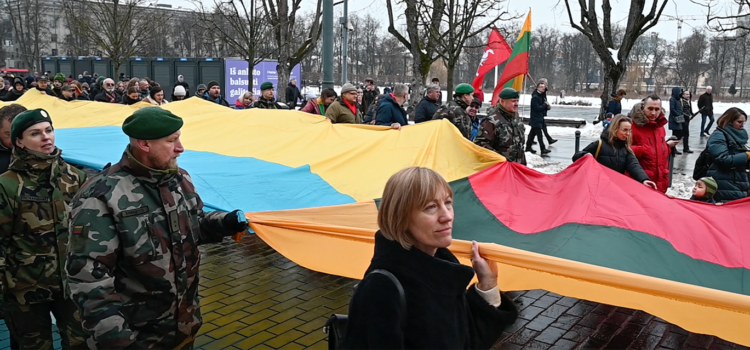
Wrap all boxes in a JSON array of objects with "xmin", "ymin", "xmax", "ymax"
[{"xmin": 3, "ymin": 298, "xmax": 88, "ymax": 350}]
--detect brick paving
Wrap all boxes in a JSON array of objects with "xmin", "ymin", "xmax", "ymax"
[{"xmin": 1, "ymin": 234, "xmax": 747, "ymax": 350}]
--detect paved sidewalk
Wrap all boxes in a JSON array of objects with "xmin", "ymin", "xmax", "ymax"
[{"xmin": 1, "ymin": 234, "xmax": 746, "ymax": 349}]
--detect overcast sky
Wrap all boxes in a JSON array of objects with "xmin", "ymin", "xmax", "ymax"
[{"xmin": 157, "ymin": 0, "xmax": 725, "ymax": 43}]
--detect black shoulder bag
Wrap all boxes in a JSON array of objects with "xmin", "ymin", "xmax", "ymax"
[{"xmin": 323, "ymin": 269, "xmax": 407, "ymax": 349}]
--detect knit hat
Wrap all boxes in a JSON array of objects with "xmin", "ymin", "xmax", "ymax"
[
  {"xmin": 260, "ymin": 81, "xmax": 274, "ymax": 91},
  {"xmin": 97, "ymin": 76, "xmax": 106, "ymax": 85},
  {"xmin": 341, "ymin": 83, "xmax": 357, "ymax": 94},
  {"xmin": 498, "ymin": 88, "xmax": 520, "ymax": 99},
  {"xmin": 206, "ymin": 81, "xmax": 220, "ymax": 91},
  {"xmin": 54, "ymin": 73, "xmax": 65, "ymax": 83},
  {"xmin": 173, "ymin": 85, "xmax": 186, "ymax": 97},
  {"xmin": 306, "ymin": 90, "xmax": 317, "ymax": 100},
  {"xmin": 454, "ymin": 83, "xmax": 474, "ymax": 95},
  {"xmin": 11, "ymin": 108, "xmax": 53, "ymax": 145},
  {"xmin": 196, "ymin": 84, "xmax": 207, "ymax": 92},
  {"xmin": 698, "ymin": 177, "xmax": 718, "ymax": 198},
  {"xmin": 122, "ymin": 107, "xmax": 183, "ymax": 140}
]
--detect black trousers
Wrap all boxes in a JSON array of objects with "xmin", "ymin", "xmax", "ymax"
[
  {"xmin": 672, "ymin": 122, "xmax": 690, "ymax": 151},
  {"xmin": 542, "ymin": 122, "xmax": 554, "ymax": 142},
  {"xmin": 526, "ymin": 127, "xmax": 546, "ymax": 151},
  {"xmin": 3, "ymin": 298, "xmax": 87, "ymax": 350}
]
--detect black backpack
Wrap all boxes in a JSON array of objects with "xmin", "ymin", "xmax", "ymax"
[
  {"xmin": 323, "ymin": 269, "xmax": 406, "ymax": 349},
  {"xmin": 693, "ymin": 128, "xmax": 731, "ymax": 180}
]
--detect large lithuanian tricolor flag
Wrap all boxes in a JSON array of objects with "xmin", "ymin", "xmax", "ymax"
[
  {"xmin": 492, "ymin": 11, "xmax": 531, "ymax": 105},
  {"xmin": 248, "ymin": 158, "xmax": 750, "ymax": 346}
]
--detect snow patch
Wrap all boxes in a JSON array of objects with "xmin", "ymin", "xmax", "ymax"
[
  {"xmin": 608, "ymin": 48, "xmax": 619, "ymax": 64},
  {"xmin": 525, "ymin": 153, "xmax": 568, "ymax": 174},
  {"xmin": 666, "ymin": 174, "xmax": 696, "ymax": 199}
]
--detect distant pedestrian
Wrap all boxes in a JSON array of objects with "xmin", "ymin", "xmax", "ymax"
[
  {"xmin": 285, "ymin": 78, "xmax": 302, "ymax": 108},
  {"xmin": 414, "ymin": 84, "xmax": 441, "ymax": 123},
  {"xmin": 301, "ymin": 88, "xmax": 336, "ymax": 116},
  {"xmin": 698, "ymin": 86, "xmax": 714, "ymax": 136},
  {"xmin": 202, "ymin": 81, "xmax": 230, "ymax": 107},
  {"xmin": 195, "ymin": 84, "xmax": 207, "ymax": 98},
  {"xmin": 680, "ymin": 90, "xmax": 694, "ymax": 153},
  {"xmin": 362, "ymin": 78, "xmax": 380, "ymax": 111},
  {"xmin": 253, "ymin": 82, "xmax": 282, "ymax": 109},
  {"xmin": 326, "ymin": 83, "xmax": 361, "ymax": 124},
  {"xmin": 538, "ymin": 78, "xmax": 558, "ymax": 146},
  {"xmin": 668, "ymin": 87, "xmax": 685, "ymax": 155},
  {"xmin": 375, "ymin": 83, "xmax": 409, "ymax": 130},
  {"xmin": 174, "ymin": 75, "xmax": 189, "ymax": 96},
  {"xmin": 526, "ymin": 81, "xmax": 551, "ymax": 155},
  {"xmin": 606, "ymin": 89, "xmax": 626, "ymax": 116},
  {"xmin": 145, "ymin": 86, "xmax": 168, "ymax": 106},
  {"xmin": 172, "ymin": 85, "xmax": 187, "ymax": 101},
  {"xmin": 235, "ymin": 91, "xmax": 255, "ymax": 109}
]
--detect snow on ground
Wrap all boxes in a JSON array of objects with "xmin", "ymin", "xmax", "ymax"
[
  {"xmin": 525, "ymin": 153, "xmax": 568, "ymax": 174},
  {"xmin": 667, "ymin": 174, "xmax": 696, "ymax": 199}
]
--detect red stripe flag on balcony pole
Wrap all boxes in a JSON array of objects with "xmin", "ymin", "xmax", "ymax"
[{"xmin": 471, "ymin": 27, "xmax": 512, "ymax": 91}]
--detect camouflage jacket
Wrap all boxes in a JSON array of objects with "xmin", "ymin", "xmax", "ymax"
[
  {"xmin": 433, "ymin": 99, "xmax": 473, "ymax": 140},
  {"xmin": 253, "ymin": 96, "xmax": 283, "ymax": 109},
  {"xmin": 65, "ymin": 147, "xmax": 234, "ymax": 350},
  {"xmin": 0, "ymin": 147, "xmax": 86, "ymax": 306},
  {"xmin": 475, "ymin": 104, "xmax": 527, "ymax": 165}
]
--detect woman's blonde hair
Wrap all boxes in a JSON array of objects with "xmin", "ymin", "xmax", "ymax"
[
  {"xmin": 378, "ymin": 167, "xmax": 453, "ymax": 250},
  {"xmin": 607, "ymin": 114, "xmax": 633, "ymax": 153}
]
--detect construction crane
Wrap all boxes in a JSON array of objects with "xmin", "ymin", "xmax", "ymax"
[{"xmin": 661, "ymin": 14, "xmax": 704, "ymax": 42}]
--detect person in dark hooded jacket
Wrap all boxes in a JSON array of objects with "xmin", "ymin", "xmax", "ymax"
[
  {"xmin": 668, "ymin": 86, "xmax": 684, "ymax": 154},
  {"xmin": 526, "ymin": 82, "xmax": 550, "ymax": 154},
  {"xmin": 573, "ymin": 114, "xmax": 657, "ymax": 189},
  {"xmin": 375, "ymin": 84, "xmax": 409, "ymax": 129},
  {"xmin": 2, "ymin": 78, "xmax": 26, "ymax": 102},
  {"xmin": 414, "ymin": 84, "xmax": 441, "ymax": 123},
  {"xmin": 343, "ymin": 167, "xmax": 518, "ymax": 349},
  {"xmin": 706, "ymin": 107, "xmax": 750, "ymax": 202}
]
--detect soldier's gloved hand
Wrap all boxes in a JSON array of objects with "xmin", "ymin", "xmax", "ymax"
[{"xmin": 224, "ymin": 210, "xmax": 249, "ymax": 234}]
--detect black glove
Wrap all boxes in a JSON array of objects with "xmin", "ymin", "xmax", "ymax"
[{"xmin": 223, "ymin": 209, "xmax": 249, "ymax": 233}]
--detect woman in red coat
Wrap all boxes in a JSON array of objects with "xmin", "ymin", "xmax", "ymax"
[{"xmin": 628, "ymin": 95, "xmax": 680, "ymax": 193}]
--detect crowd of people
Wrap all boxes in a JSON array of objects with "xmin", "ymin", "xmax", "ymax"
[{"xmin": 0, "ymin": 69, "xmax": 747, "ymax": 350}]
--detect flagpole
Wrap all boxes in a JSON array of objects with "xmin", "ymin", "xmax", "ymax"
[{"xmin": 494, "ymin": 66, "xmax": 498, "ymax": 88}]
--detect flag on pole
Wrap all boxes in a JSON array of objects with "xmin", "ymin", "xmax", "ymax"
[
  {"xmin": 471, "ymin": 28, "xmax": 512, "ymax": 90},
  {"xmin": 491, "ymin": 11, "xmax": 531, "ymax": 105}
]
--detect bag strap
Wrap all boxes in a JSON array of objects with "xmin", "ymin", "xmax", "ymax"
[
  {"xmin": 369, "ymin": 269, "xmax": 407, "ymax": 329},
  {"xmin": 594, "ymin": 139, "xmax": 603, "ymax": 159}
]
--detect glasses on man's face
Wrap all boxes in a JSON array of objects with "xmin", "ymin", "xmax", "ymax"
[{"xmin": 105, "ymin": 83, "xmax": 114, "ymax": 87}]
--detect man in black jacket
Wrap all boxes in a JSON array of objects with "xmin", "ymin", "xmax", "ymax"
[
  {"xmin": 414, "ymin": 84, "xmax": 441, "ymax": 123},
  {"xmin": 35, "ymin": 76, "xmax": 56, "ymax": 97},
  {"xmin": 362, "ymin": 78, "xmax": 380, "ymax": 112},
  {"xmin": 285, "ymin": 78, "xmax": 302, "ymax": 108},
  {"xmin": 698, "ymin": 86, "xmax": 714, "ymax": 136}
]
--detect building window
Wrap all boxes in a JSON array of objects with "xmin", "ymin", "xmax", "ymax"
[
  {"xmin": 52, "ymin": 34, "xmax": 57, "ymax": 42},
  {"xmin": 51, "ymin": 49, "xmax": 58, "ymax": 56}
]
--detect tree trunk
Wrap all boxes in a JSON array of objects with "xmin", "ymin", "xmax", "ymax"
[
  {"xmin": 277, "ymin": 62, "xmax": 291, "ymax": 106},
  {"xmin": 598, "ymin": 63, "xmax": 624, "ymax": 121}
]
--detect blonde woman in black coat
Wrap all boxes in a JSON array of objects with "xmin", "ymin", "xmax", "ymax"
[{"xmin": 344, "ymin": 167, "xmax": 518, "ymax": 349}]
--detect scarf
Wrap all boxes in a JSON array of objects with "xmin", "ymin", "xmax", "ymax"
[
  {"xmin": 342, "ymin": 98, "xmax": 357, "ymax": 116},
  {"xmin": 317, "ymin": 97, "xmax": 326, "ymax": 115},
  {"xmin": 722, "ymin": 125, "xmax": 749, "ymax": 146}
]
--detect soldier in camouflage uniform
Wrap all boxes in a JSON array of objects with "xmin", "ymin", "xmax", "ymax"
[
  {"xmin": 475, "ymin": 88, "xmax": 527, "ymax": 165},
  {"xmin": 0, "ymin": 108, "xmax": 88, "ymax": 349},
  {"xmin": 433, "ymin": 83, "xmax": 479, "ymax": 140},
  {"xmin": 65, "ymin": 107, "xmax": 249, "ymax": 349}
]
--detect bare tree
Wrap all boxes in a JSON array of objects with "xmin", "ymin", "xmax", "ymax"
[
  {"xmin": 192, "ymin": 0, "xmax": 270, "ymax": 84},
  {"xmin": 261, "ymin": 0, "xmax": 323, "ymax": 103},
  {"xmin": 690, "ymin": 0, "xmax": 750, "ymax": 34},
  {"xmin": 421, "ymin": 0, "xmax": 512, "ymax": 93},
  {"xmin": 62, "ymin": 0, "xmax": 172, "ymax": 75},
  {"xmin": 708, "ymin": 36, "xmax": 732, "ymax": 96},
  {"xmin": 3, "ymin": 0, "xmax": 50, "ymax": 71},
  {"xmin": 529, "ymin": 26, "xmax": 561, "ymax": 87},
  {"xmin": 674, "ymin": 30, "xmax": 711, "ymax": 94},
  {"xmin": 562, "ymin": 0, "xmax": 668, "ymax": 121},
  {"xmin": 386, "ymin": 0, "xmax": 443, "ymax": 109}
]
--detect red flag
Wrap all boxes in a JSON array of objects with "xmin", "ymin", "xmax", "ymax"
[{"xmin": 471, "ymin": 28, "xmax": 512, "ymax": 90}]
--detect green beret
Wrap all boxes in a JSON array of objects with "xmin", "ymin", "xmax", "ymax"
[
  {"xmin": 454, "ymin": 83, "xmax": 474, "ymax": 95},
  {"xmin": 261, "ymin": 82, "xmax": 274, "ymax": 91},
  {"xmin": 54, "ymin": 73, "xmax": 65, "ymax": 83},
  {"xmin": 11, "ymin": 108, "xmax": 53, "ymax": 145},
  {"xmin": 122, "ymin": 107, "xmax": 183, "ymax": 140},
  {"xmin": 499, "ymin": 88, "xmax": 520, "ymax": 99}
]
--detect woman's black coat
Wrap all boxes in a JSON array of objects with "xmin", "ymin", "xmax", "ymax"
[
  {"xmin": 572, "ymin": 130, "xmax": 650, "ymax": 183},
  {"xmin": 344, "ymin": 232, "xmax": 518, "ymax": 349}
]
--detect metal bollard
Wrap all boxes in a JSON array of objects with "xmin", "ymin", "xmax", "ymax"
[
  {"xmin": 668, "ymin": 152, "xmax": 675, "ymax": 188},
  {"xmin": 574, "ymin": 130, "xmax": 581, "ymax": 153}
]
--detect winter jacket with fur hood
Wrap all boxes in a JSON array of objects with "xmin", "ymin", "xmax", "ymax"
[{"xmin": 628, "ymin": 101, "xmax": 671, "ymax": 193}]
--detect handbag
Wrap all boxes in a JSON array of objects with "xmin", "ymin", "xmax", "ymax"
[{"xmin": 323, "ymin": 269, "xmax": 407, "ymax": 349}]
